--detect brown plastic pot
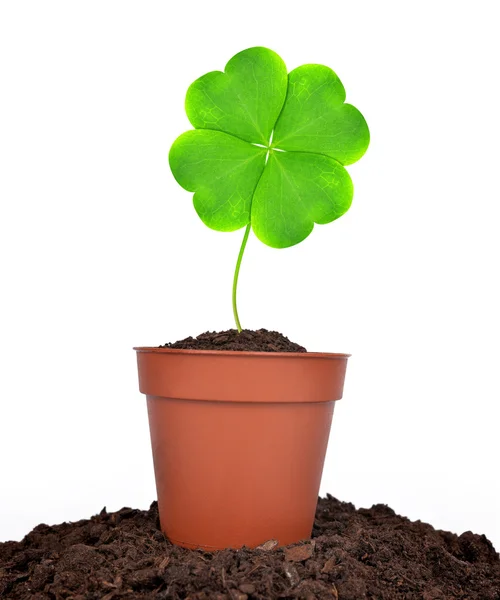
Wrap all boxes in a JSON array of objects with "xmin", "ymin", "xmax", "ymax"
[{"xmin": 134, "ymin": 347, "xmax": 349, "ymax": 550}]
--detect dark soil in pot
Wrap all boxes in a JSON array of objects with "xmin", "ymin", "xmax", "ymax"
[
  {"xmin": 1, "ymin": 496, "xmax": 498, "ymax": 599},
  {"xmin": 160, "ymin": 329, "xmax": 307, "ymax": 352}
]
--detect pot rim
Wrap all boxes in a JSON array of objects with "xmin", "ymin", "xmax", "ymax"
[{"xmin": 134, "ymin": 347, "xmax": 350, "ymax": 359}]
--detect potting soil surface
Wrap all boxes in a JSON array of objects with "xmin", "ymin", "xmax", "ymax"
[
  {"xmin": 1, "ymin": 496, "xmax": 499, "ymax": 599},
  {"xmin": 160, "ymin": 329, "xmax": 307, "ymax": 353}
]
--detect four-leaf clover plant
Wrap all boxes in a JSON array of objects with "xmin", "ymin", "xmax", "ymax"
[{"xmin": 169, "ymin": 47, "xmax": 369, "ymax": 331}]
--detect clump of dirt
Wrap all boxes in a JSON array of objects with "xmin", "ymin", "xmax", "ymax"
[
  {"xmin": 1, "ymin": 496, "xmax": 498, "ymax": 599},
  {"xmin": 161, "ymin": 329, "xmax": 307, "ymax": 353}
]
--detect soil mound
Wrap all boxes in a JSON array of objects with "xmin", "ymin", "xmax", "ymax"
[
  {"xmin": 161, "ymin": 329, "xmax": 307, "ymax": 353},
  {"xmin": 1, "ymin": 496, "xmax": 498, "ymax": 599}
]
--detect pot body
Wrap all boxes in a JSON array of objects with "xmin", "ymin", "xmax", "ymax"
[{"xmin": 135, "ymin": 348, "xmax": 349, "ymax": 550}]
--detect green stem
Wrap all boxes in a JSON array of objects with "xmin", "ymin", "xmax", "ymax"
[{"xmin": 232, "ymin": 223, "xmax": 251, "ymax": 332}]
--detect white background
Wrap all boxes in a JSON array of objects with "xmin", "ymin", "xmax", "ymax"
[{"xmin": 1, "ymin": 1, "xmax": 499, "ymax": 550}]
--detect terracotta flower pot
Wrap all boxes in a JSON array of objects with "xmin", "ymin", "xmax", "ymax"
[{"xmin": 134, "ymin": 348, "xmax": 349, "ymax": 550}]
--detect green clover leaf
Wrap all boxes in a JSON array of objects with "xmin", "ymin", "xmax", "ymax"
[
  {"xmin": 169, "ymin": 130, "xmax": 266, "ymax": 232},
  {"xmin": 272, "ymin": 64, "xmax": 370, "ymax": 166},
  {"xmin": 185, "ymin": 46, "xmax": 288, "ymax": 146},
  {"xmin": 170, "ymin": 47, "xmax": 369, "ymax": 249},
  {"xmin": 168, "ymin": 47, "xmax": 369, "ymax": 329},
  {"xmin": 252, "ymin": 151, "xmax": 353, "ymax": 248}
]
